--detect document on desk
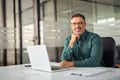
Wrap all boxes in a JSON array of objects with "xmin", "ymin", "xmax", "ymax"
[{"xmin": 66, "ymin": 68, "xmax": 109, "ymax": 77}]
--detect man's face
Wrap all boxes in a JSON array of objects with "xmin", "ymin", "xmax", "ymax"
[{"xmin": 71, "ymin": 17, "xmax": 86, "ymax": 35}]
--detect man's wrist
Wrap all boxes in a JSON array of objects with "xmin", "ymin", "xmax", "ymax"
[
  {"xmin": 68, "ymin": 61, "xmax": 74, "ymax": 67},
  {"xmin": 69, "ymin": 42, "xmax": 74, "ymax": 48},
  {"xmin": 60, "ymin": 60, "xmax": 74, "ymax": 67}
]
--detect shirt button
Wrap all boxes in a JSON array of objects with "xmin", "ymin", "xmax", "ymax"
[{"xmin": 70, "ymin": 50, "xmax": 72, "ymax": 53}]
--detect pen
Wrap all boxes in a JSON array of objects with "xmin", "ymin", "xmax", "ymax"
[{"xmin": 71, "ymin": 73, "xmax": 82, "ymax": 76}]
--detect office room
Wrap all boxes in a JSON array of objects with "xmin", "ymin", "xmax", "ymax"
[{"xmin": 0, "ymin": 0, "xmax": 120, "ymax": 80}]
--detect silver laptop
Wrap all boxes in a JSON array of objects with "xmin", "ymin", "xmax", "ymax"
[{"xmin": 27, "ymin": 45, "xmax": 69, "ymax": 72}]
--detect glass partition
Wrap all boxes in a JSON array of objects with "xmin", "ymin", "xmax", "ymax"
[
  {"xmin": 93, "ymin": 2, "xmax": 120, "ymax": 45},
  {"xmin": 41, "ymin": 0, "xmax": 120, "ymax": 62},
  {"xmin": 21, "ymin": 0, "xmax": 34, "ymax": 64},
  {"xmin": 0, "ymin": 0, "xmax": 3, "ymax": 66}
]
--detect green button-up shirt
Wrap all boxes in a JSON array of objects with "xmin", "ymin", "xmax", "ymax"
[{"xmin": 61, "ymin": 30, "xmax": 103, "ymax": 67}]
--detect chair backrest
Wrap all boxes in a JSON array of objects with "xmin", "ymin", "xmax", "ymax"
[
  {"xmin": 115, "ymin": 46, "xmax": 120, "ymax": 64},
  {"xmin": 101, "ymin": 37, "xmax": 116, "ymax": 67}
]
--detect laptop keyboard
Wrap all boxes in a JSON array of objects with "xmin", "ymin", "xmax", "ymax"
[{"xmin": 51, "ymin": 65, "xmax": 62, "ymax": 70}]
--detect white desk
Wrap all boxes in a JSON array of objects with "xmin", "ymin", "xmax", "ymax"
[{"xmin": 0, "ymin": 64, "xmax": 120, "ymax": 80}]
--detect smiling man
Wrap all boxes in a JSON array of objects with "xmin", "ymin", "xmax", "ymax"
[{"xmin": 60, "ymin": 13, "xmax": 103, "ymax": 67}]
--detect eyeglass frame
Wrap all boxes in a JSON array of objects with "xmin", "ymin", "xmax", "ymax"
[{"xmin": 71, "ymin": 21, "xmax": 86, "ymax": 26}]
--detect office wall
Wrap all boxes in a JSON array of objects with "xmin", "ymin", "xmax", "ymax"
[
  {"xmin": 0, "ymin": 0, "xmax": 2, "ymax": 27},
  {"xmin": 0, "ymin": 0, "xmax": 34, "ymax": 66},
  {"xmin": 93, "ymin": 3, "xmax": 120, "ymax": 45},
  {"xmin": 0, "ymin": 0, "xmax": 15, "ymax": 65},
  {"xmin": 0, "ymin": 0, "xmax": 2, "ymax": 65}
]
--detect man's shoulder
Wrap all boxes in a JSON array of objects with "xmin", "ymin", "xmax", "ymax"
[
  {"xmin": 87, "ymin": 30, "xmax": 99, "ymax": 36},
  {"xmin": 66, "ymin": 35, "xmax": 71, "ymax": 39},
  {"xmin": 87, "ymin": 31, "xmax": 101, "ymax": 39}
]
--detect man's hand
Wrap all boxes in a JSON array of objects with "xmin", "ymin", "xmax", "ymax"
[
  {"xmin": 69, "ymin": 34, "xmax": 80, "ymax": 48},
  {"xmin": 59, "ymin": 60, "xmax": 74, "ymax": 68}
]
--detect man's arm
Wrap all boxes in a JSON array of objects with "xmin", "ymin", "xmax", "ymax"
[
  {"xmin": 74, "ymin": 35, "xmax": 103, "ymax": 67},
  {"xmin": 60, "ymin": 37, "xmax": 73, "ymax": 61},
  {"xmin": 60, "ymin": 35, "xmax": 103, "ymax": 67},
  {"xmin": 59, "ymin": 60, "xmax": 74, "ymax": 67},
  {"xmin": 60, "ymin": 34, "xmax": 79, "ymax": 67},
  {"xmin": 69, "ymin": 34, "xmax": 80, "ymax": 48}
]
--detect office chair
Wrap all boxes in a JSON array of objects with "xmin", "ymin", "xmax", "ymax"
[
  {"xmin": 115, "ymin": 46, "xmax": 120, "ymax": 64},
  {"xmin": 101, "ymin": 37, "xmax": 116, "ymax": 67}
]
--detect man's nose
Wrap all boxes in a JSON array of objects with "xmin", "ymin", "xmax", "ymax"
[{"xmin": 75, "ymin": 23, "xmax": 80, "ymax": 27}]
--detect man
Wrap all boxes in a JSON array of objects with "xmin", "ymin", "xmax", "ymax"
[{"xmin": 60, "ymin": 13, "xmax": 103, "ymax": 67}]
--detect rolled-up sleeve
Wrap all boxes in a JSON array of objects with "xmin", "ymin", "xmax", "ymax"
[{"xmin": 61, "ymin": 38, "xmax": 73, "ymax": 61}]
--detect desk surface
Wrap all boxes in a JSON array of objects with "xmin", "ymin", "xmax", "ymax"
[{"xmin": 0, "ymin": 64, "xmax": 120, "ymax": 80}]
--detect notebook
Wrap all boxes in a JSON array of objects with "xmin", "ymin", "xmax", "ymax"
[{"xmin": 27, "ymin": 45, "xmax": 69, "ymax": 72}]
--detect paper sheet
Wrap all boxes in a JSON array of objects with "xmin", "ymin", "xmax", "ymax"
[{"xmin": 65, "ymin": 68, "xmax": 110, "ymax": 77}]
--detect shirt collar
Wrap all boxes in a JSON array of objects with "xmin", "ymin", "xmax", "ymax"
[{"xmin": 79, "ymin": 29, "xmax": 88, "ymax": 40}]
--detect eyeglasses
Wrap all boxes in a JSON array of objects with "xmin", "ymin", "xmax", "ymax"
[{"xmin": 71, "ymin": 22, "xmax": 85, "ymax": 26}]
